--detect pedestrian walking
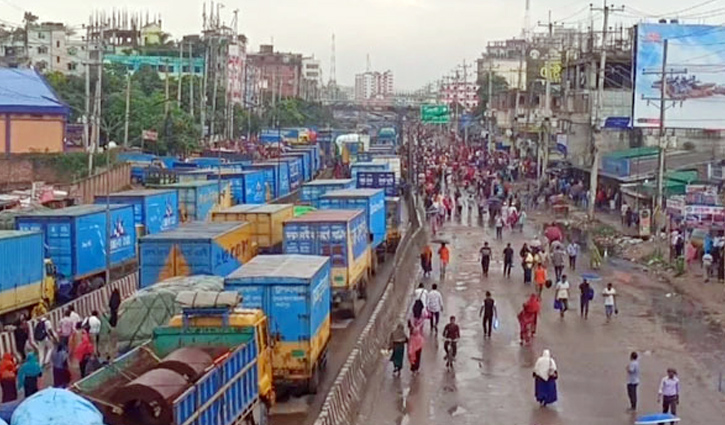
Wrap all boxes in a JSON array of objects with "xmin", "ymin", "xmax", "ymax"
[
  {"xmin": 626, "ymin": 352, "xmax": 640, "ymax": 411},
  {"xmin": 552, "ymin": 246, "xmax": 566, "ymax": 282},
  {"xmin": 420, "ymin": 245, "xmax": 433, "ymax": 277},
  {"xmin": 554, "ymin": 275, "xmax": 570, "ymax": 318},
  {"xmin": 68, "ymin": 305, "xmax": 82, "ymax": 329},
  {"xmin": 579, "ymin": 279, "xmax": 593, "ymax": 319},
  {"xmin": 109, "ymin": 288, "xmax": 121, "ymax": 329},
  {"xmin": 518, "ymin": 295, "xmax": 540, "ymax": 345},
  {"xmin": 479, "ymin": 292, "xmax": 497, "ymax": 338},
  {"xmin": 658, "ymin": 368, "xmax": 680, "ymax": 423},
  {"xmin": 58, "ymin": 310, "xmax": 74, "ymax": 347},
  {"xmin": 33, "ymin": 317, "xmax": 55, "ymax": 368},
  {"xmin": 427, "ymin": 284, "xmax": 443, "ymax": 332},
  {"xmin": 83, "ymin": 311, "xmax": 102, "ymax": 348},
  {"xmin": 479, "ymin": 242, "xmax": 492, "ymax": 277},
  {"xmin": 533, "ymin": 349, "xmax": 558, "ymax": 406},
  {"xmin": 602, "ymin": 283, "xmax": 618, "ymax": 322},
  {"xmin": 388, "ymin": 324, "xmax": 408, "ymax": 376},
  {"xmin": 407, "ymin": 301, "xmax": 426, "ymax": 374},
  {"xmin": 703, "ymin": 251, "xmax": 713, "ymax": 282},
  {"xmin": 438, "ymin": 243, "xmax": 450, "ymax": 280},
  {"xmin": 51, "ymin": 341, "xmax": 71, "ymax": 388},
  {"xmin": 0, "ymin": 352, "xmax": 18, "ymax": 402},
  {"xmin": 13, "ymin": 316, "xmax": 29, "ymax": 361},
  {"xmin": 567, "ymin": 241, "xmax": 580, "ymax": 270},
  {"xmin": 17, "ymin": 352, "xmax": 42, "ymax": 397},
  {"xmin": 523, "ymin": 250, "xmax": 534, "ymax": 285},
  {"xmin": 503, "ymin": 243, "xmax": 514, "ymax": 278},
  {"xmin": 495, "ymin": 215, "xmax": 504, "ymax": 240},
  {"xmin": 74, "ymin": 328, "xmax": 95, "ymax": 378},
  {"xmin": 534, "ymin": 263, "xmax": 547, "ymax": 297}
]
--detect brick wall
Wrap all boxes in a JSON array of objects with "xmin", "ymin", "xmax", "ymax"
[{"xmin": 0, "ymin": 157, "xmax": 61, "ymax": 190}]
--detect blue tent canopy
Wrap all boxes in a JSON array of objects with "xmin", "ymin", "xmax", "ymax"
[{"xmin": 0, "ymin": 69, "xmax": 68, "ymax": 115}]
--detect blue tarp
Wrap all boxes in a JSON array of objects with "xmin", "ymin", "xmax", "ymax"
[
  {"xmin": 11, "ymin": 389, "xmax": 104, "ymax": 425},
  {"xmin": 0, "ymin": 69, "xmax": 68, "ymax": 115}
]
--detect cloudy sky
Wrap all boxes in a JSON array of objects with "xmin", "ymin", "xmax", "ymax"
[{"xmin": 3, "ymin": 0, "xmax": 725, "ymax": 89}]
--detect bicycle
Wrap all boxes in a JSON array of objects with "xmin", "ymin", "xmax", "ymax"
[{"xmin": 444, "ymin": 338, "xmax": 458, "ymax": 370}]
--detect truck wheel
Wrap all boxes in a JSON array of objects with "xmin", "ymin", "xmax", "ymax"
[
  {"xmin": 347, "ymin": 296, "xmax": 359, "ymax": 319},
  {"xmin": 307, "ymin": 364, "xmax": 320, "ymax": 394}
]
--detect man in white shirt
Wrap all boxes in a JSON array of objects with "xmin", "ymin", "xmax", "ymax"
[
  {"xmin": 426, "ymin": 284, "xmax": 444, "ymax": 333},
  {"xmin": 554, "ymin": 275, "xmax": 570, "ymax": 318},
  {"xmin": 567, "ymin": 242, "xmax": 580, "ymax": 271},
  {"xmin": 84, "ymin": 310, "xmax": 102, "ymax": 346},
  {"xmin": 658, "ymin": 368, "xmax": 680, "ymax": 422},
  {"xmin": 414, "ymin": 283, "xmax": 428, "ymax": 312},
  {"xmin": 68, "ymin": 305, "xmax": 82, "ymax": 329},
  {"xmin": 602, "ymin": 283, "xmax": 617, "ymax": 322}
]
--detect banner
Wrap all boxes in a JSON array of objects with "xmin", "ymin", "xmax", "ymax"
[
  {"xmin": 227, "ymin": 43, "xmax": 246, "ymax": 105},
  {"xmin": 633, "ymin": 24, "xmax": 725, "ymax": 129},
  {"xmin": 556, "ymin": 134, "xmax": 568, "ymax": 155}
]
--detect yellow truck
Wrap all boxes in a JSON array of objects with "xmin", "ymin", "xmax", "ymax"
[{"xmin": 212, "ymin": 204, "xmax": 294, "ymax": 253}]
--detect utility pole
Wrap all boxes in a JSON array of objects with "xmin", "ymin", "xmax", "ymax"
[
  {"xmin": 84, "ymin": 25, "xmax": 91, "ymax": 152},
  {"xmin": 189, "ymin": 42, "xmax": 195, "ymax": 117},
  {"xmin": 587, "ymin": 1, "xmax": 624, "ymax": 220},
  {"xmin": 211, "ymin": 38, "xmax": 219, "ymax": 140},
  {"xmin": 164, "ymin": 59, "xmax": 170, "ymax": 115},
  {"xmin": 123, "ymin": 73, "xmax": 131, "ymax": 147},
  {"xmin": 201, "ymin": 41, "xmax": 209, "ymax": 140},
  {"xmin": 177, "ymin": 41, "xmax": 183, "ymax": 107},
  {"xmin": 487, "ymin": 58, "xmax": 494, "ymax": 152},
  {"xmin": 642, "ymin": 40, "xmax": 686, "ymax": 215}
]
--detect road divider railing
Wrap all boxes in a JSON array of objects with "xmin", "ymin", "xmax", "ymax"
[
  {"xmin": 314, "ymin": 191, "xmax": 425, "ymax": 425},
  {"xmin": 0, "ymin": 272, "xmax": 139, "ymax": 357}
]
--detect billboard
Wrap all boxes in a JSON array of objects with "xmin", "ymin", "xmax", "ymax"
[
  {"xmin": 633, "ymin": 24, "xmax": 725, "ymax": 129},
  {"xmin": 227, "ymin": 42, "xmax": 246, "ymax": 105},
  {"xmin": 420, "ymin": 104, "xmax": 450, "ymax": 124}
]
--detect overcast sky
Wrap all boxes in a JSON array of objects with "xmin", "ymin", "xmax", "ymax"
[{"xmin": 3, "ymin": 0, "xmax": 725, "ymax": 89}]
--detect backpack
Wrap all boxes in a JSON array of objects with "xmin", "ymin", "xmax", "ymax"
[{"xmin": 34, "ymin": 320, "xmax": 48, "ymax": 342}]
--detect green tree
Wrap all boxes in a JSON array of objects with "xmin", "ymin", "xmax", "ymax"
[{"xmin": 476, "ymin": 72, "xmax": 509, "ymax": 116}]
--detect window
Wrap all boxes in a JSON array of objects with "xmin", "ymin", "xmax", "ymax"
[
  {"xmin": 194, "ymin": 66, "xmax": 202, "ymax": 73},
  {"xmin": 182, "ymin": 65, "xmax": 190, "ymax": 73},
  {"xmin": 37, "ymin": 32, "xmax": 45, "ymax": 39},
  {"xmin": 67, "ymin": 62, "xmax": 77, "ymax": 71},
  {"xmin": 37, "ymin": 46, "xmax": 48, "ymax": 54},
  {"xmin": 56, "ymin": 41, "xmax": 60, "ymax": 48},
  {"xmin": 56, "ymin": 56, "xmax": 60, "ymax": 64}
]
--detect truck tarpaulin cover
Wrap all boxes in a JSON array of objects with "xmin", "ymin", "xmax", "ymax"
[
  {"xmin": 110, "ymin": 275, "xmax": 224, "ymax": 350},
  {"xmin": 11, "ymin": 389, "xmax": 104, "ymax": 425}
]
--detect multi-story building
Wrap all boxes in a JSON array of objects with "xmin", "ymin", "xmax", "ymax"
[
  {"xmin": 301, "ymin": 57, "xmax": 322, "ymax": 101},
  {"xmin": 441, "ymin": 81, "xmax": 479, "ymax": 111},
  {"xmin": 247, "ymin": 44, "xmax": 303, "ymax": 101},
  {"xmin": 0, "ymin": 22, "xmax": 88, "ymax": 76},
  {"xmin": 354, "ymin": 70, "xmax": 394, "ymax": 102}
]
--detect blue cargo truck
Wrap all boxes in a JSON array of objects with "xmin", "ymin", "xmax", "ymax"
[
  {"xmin": 208, "ymin": 170, "xmax": 266, "ymax": 205},
  {"xmin": 72, "ymin": 301, "xmax": 273, "ymax": 425},
  {"xmin": 300, "ymin": 179, "xmax": 355, "ymax": 203},
  {"xmin": 225, "ymin": 254, "xmax": 331, "ymax": 393},
  {"xmin": 278, "ymin": 157, "xmax": 302, "ymax": 191},
  {"xmin": 356, "ymin": 171, "xmax": 398, "ymax": 196},
  {"xmin": 254, "ymin": 160, "xmax": 291, "ymax": 198},
  {"xmin": 241, "ymin": 164, "xmax": 276, "ymax": 200},
  {"xmin": 350, "ymin": 161, "xmax": 389, "ymax": 180},
  {"xmin": 148, "ymin": 181, "xmax": 219, "ymax": 222},
  {"xmin": 289, "ymin": 146, "xmax": 320, "ymax": 176},
  {"xmin": 95, "ymin": 189, "xmax": 179, "ymax": 236},
  {"xmin": 281, "ymin": 152, "xmax": 310, "ymax": 182},
  {"xmin": 15, "ymin": 205, "xmax": 137, "ymax": 288},
  {"xmin": 0, "ymin": 231, "xmax": 56, "ymax": 318},
  {"xmin": 283, "ymin": 210, "xmax": 371, "ymax": 317},
  {"xmin": 317, "ymin": 188, "xmax": 387, "ymax": 270}
]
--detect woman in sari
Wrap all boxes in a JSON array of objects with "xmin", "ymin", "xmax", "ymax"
[
  {"xmin": 388, "ymin": 324, "xmax": 408, "ymax": 376},
  {"xmin": 408, "ymin": 300, "xmax": 426, "ymax": 374},
  {"xmin": 517, "ymin": 295, "xmax": 541, "ymax": 345},
  {"xmin": 533, "ymin": 349, "xmax": 558, "ymax": 406},
  {"xmin": 420, "ymin": 245, "xmax": 433, "ymax": 277},
  {"xmin": 0, "ymin": 352, "xmax": 18, "ymax": 402},
  {"xmin": 17, "ymin": 352, "xmax": 42, "ymax": 397}
]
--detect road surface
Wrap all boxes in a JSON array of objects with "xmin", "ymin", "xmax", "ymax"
[{"xmin": 356, "ymin": 205, "xmax": 725, "ymax": 425}]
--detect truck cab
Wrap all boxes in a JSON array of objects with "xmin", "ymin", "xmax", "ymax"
[
  {"xmin": 167, "ymin": 307, "xmax": 276, "ymax": 406},
  {"xmin": 34, "ymin": 258, "xmax": 57, "ymax": 316}
]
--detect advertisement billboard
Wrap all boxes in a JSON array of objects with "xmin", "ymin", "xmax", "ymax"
[
  {"xmin": 227, "ymin": 42, "xmax": 246, "ymax": 105},
  {"xmin": 633, "ymin": 24, "xmax": 725, "ymax": 129}
]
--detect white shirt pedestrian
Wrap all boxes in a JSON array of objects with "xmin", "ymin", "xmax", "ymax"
[
  {"xmin": 427, "ymin": 290, "xmax": 443, "ymax": 313},
  {"xmin": 555, "ymin": 280, "xmax": 570, "ymax": 300},
  {"xmin": 602, "ymin": 286, "xmax": 617, "ymax": 306},
  {"xmin": 414, "ymin": 287, "xmax": 428, "ymax": 308}
]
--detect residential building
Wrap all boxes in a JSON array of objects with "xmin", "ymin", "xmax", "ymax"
[
  {"xmin": 301, "ymin": 57, "xmax": 322, "ymax": 101},
  {"xmin": 441, "ymin": 81, "xmax": 479, "ymax": 111},
  {"xmin": 0, "ymin": 69, "xmax": 69, "ymax": 153},
  {"xmin": 354, "ymin": 70, "xmax": 394, "ymax": 102},
  {"xmin": 0, "ymin": 22, "xmax": 88, "ymax": 76},
  {"xmin": 247, "ymin": 44, "xmax": 303, "ymax": 100}
]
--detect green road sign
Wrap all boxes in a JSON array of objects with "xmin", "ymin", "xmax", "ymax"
[{"xmin": 421, "ymin": 104, "xmax": 450, "ymax": 124}]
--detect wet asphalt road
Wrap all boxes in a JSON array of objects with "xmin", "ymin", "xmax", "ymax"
[{"xmin": 355, "ymin": 205, "xmax": 725, "ymax": 425}]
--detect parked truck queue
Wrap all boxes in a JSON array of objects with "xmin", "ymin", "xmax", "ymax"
[{"xmin": 0, "ymin": 127, "xmax": 405, "ymax": 425}]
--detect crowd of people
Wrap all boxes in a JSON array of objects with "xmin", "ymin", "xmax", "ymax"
[{"xmin": 1, "ymin": 289, "xmax": 121, "ymax": 402}]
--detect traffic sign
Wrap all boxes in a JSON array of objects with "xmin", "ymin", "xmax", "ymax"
[{"xmin": 421, "ymin": 104, "xmax": 450, "ymax": 124}]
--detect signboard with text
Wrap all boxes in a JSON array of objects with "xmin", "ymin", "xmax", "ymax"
[{"xmin": 421, "ymin": 104, "xmax": 450, "ymax": 124}]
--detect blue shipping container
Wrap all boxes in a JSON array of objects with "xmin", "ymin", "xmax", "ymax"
[
  {"xmin": 15, "ymin": 205, "xmax": 136, "ymax": 281},
  {"xmin": 301, "ymin": 179, "xmax": 355, "ymax": 203},
  {"xmin": 282, "ymin": 152, "xmax": 310, "ymax": 182},
  {"xmin": 208, "ymin": 170, "xmax": 266, "ymax": 205},
  {"xmin": 350, "ymin": 162, "xmax": 389, "ymax": 180},
  {"xmin": 356, "ymin": 171, "xmax": 398, "ymax": 196},
  {"xmin": 278, "ymin": 158, "xmax": 302, "ymax": 191},
  {"xmin": 283, "ymin": 210, "xmax": 367, "ymax": 267},
  {"xmin": 224, "ymin": 255, "xmax": 331, "ymax": 372},
  {"xmin": 290, "ymin": 146, "xmax": 320, "ymax": 175},
  {"xmin": 254, "ymin": 161, "xmax": 290, "ymax": 198},
  {"xmin": 0, "ymin": 231, "xmax": 44, "ymax": 314},
  {"xmin": 241, "ymin": 164, "xmax": 276, "ymax": 200},
  {"xmin": 317, "ymin": 189, "xmax": 386, "ymax": 249},
  {"xmin": 151, "ymin": 181, "xmax": 219, "ymax": 222},
  {"xmin": 94, "ymin": 189, "xmax": 179, "ymax": 235}
]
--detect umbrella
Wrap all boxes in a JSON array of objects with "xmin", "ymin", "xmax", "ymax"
[
  {"xmin": 635, "ymin": 413, "xmax": 680, "ymax": 424},
  {"xmin": 545, "ymin": 225, "xmax": 563, "ymax": 242}
]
